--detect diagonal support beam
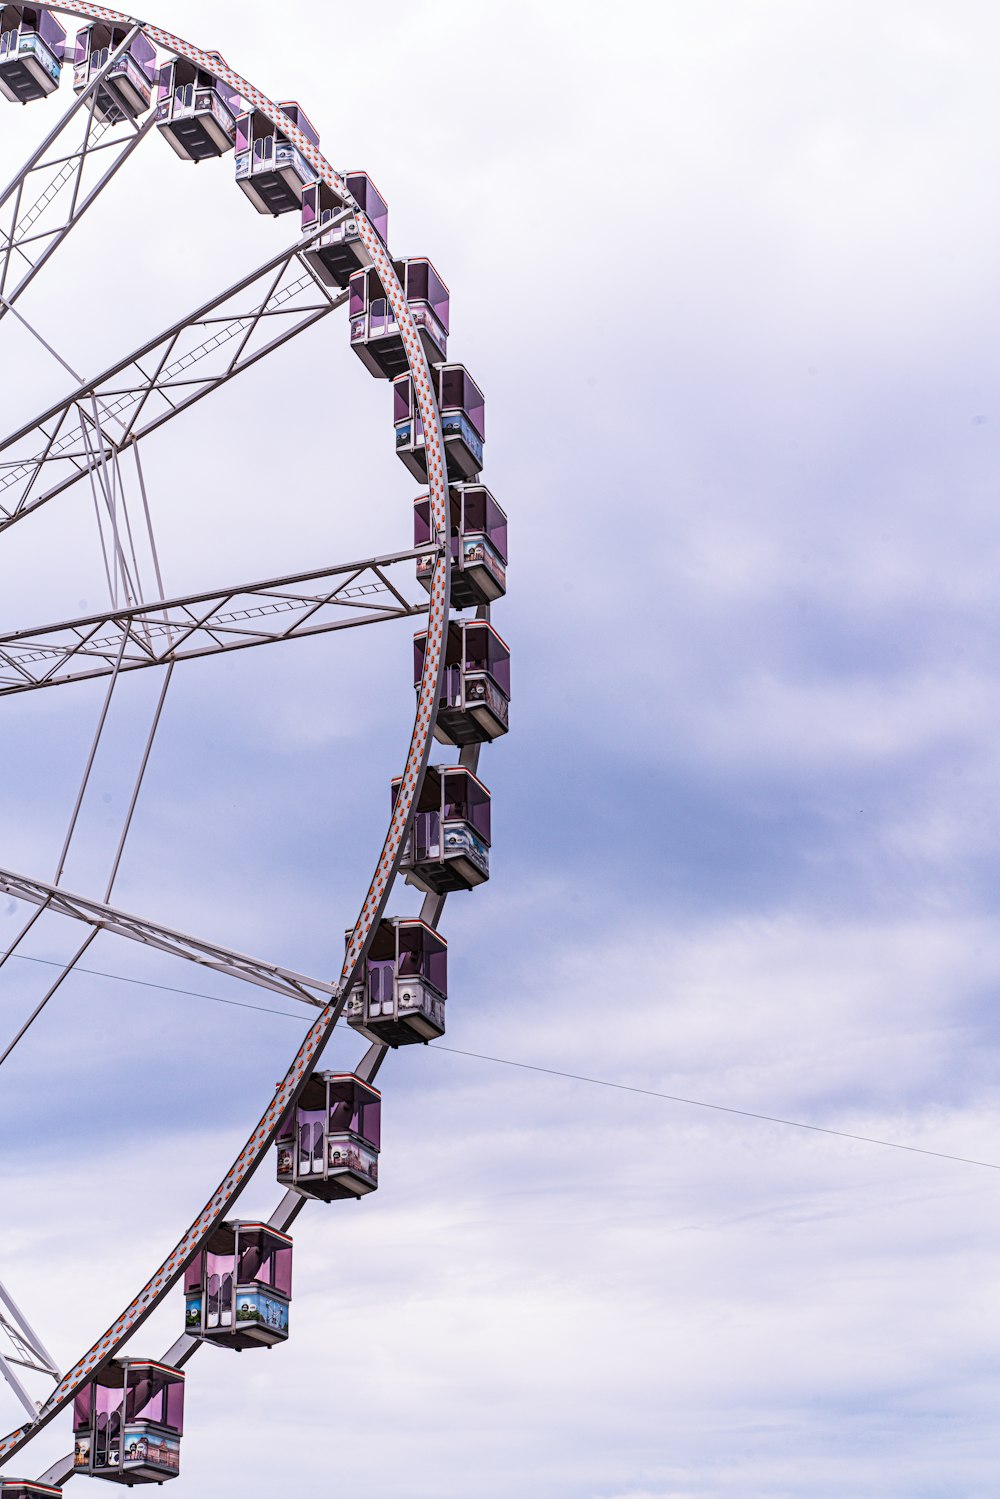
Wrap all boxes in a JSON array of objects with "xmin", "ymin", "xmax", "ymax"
[
  {"xmin": 0, "ymin": 1280, "xmax": 58, "ymax": 1422},
  {"xmin": 0, "ymin": 240, "xmax": 347, "ymax": 531},
  {"xmin": 0, "ymin": 545, "xmax": 434, "ymax": 695},
  {"xmin": 0, "ymin": 868, "xmax": 338, "ymax": 1008}
]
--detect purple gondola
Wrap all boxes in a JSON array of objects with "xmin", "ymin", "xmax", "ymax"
[
  {"xmin": 235, "ymin": 100, "xmax": 317, "ymax": 215},
  {"xmin": 276, "ymin": 1073, "xmax": 380, "ymax": 1201},
  {"xmin": 345, "ymin": 918, "xmax": 447, "ymax": 1045},
  {"xmin": 394, "ymin": 765, "xmax": 491, "ymax": 894},
  {"xmin": 414, "ymin": 484, "xmax": 507, "ymax": 608},
  {"xmin": 72, "ymin": 24, "xmax": 155, "ymax": 122},
  {"xmin": 184, "ymin": 1222, "xmax": 292, "ymax": 1350},
  {"xmin": 301, "ymin": 171, "xmax": 388, "ymax": 288},
  {"xmin": 0, "ymin": 6, "xmax": 66, "ymax": 103},
  {"xmin": 414, "ymin": 619, "xmax": 510, "ymax": 745},
  {"xmin": 394, "ymin": 364, "xmax": 485, "ymax": 482},
  {"xmin": 156, "ymin": 57, "xmax": 240, "ymax": 161},
  {"xmin": 349, "ymin": 257, "xmax": 449, "ymax": 379},
  {"xmin": 73, "ymin": 1360, "xmax": 184, "ymax": 1486}
]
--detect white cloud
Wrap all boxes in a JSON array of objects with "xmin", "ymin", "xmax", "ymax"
[{"xmin": 4, "ymin": 1, "xmax": 1000, "ymax": 1495}]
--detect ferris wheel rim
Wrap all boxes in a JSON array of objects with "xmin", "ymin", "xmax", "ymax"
[{"xmin": 0, "ymin": 1, "xmax": 457, "ymax": 1471}]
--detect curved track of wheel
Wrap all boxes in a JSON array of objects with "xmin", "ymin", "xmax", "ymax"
[{"xmin": 0, "ymin": 1, "xmax": 453, "ymax": 1466}]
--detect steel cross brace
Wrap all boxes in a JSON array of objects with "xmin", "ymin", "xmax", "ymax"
[
  {"xmin": 0, "ymin": 867, "xmax": 338, "ymax": 1007},
  {"xmin": 0, "ymin": 25, "xmax": 157, "ymax": 313},
  {"xmin": 0, "ymin": 241, "xmax": 347, "ymax": 529},
  {"xmin": 0, "ymin": 545, "xmax": 434, "ymax": 694}
]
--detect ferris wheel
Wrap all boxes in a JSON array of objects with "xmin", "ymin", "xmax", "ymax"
[{"xmin": 0, "ymin": 5, "xmax": 509, "ymax": 1490}]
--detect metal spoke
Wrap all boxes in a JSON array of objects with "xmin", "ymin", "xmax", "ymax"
[
  {"xmin": 0, "ymin": 545, "xmax": 434, "ymax": 695},
  {"xmin": 0, "ymin": 867, "xmax": 339, "ymax": 1008},
  {"xmin": 0, "ymin": 663, "xmax": 175, "ymax": 1069},
  {"xmin": 0, "ymin": 626, "xmax": 131, "ymax": 984},
  {"xmin": 0, "ymin": 242, "xmax": 347, "ymax": 531}
]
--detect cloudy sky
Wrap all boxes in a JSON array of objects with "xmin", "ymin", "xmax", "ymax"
[{"xmin": 3, "ymin": 1, "xmax": 1000, "ymax": 1494}]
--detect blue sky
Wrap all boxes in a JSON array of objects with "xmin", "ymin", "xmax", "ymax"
[{"xmin": 2, "ymin": 1, "xmax": 1000, "ymax": 1495}]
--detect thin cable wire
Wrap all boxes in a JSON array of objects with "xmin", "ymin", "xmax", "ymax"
[
  {"xmin": 101, "ymin": 663, "xmax": 173, "ymax": 897},
  {"xmin": 0, "ymin": 627, "xmax": 131, "ymax": 979},
  {"xmin": 11, "ymin": 952, "xmax": 303, "ymax": 1019},
  {"xmin": 0, "ymin": 366, "xmax": 164, "ymax": 985},
  {"xmin": 88, "ymin": 471, "xmax": 116, "ymax": 606},
  {"xmin": 429, "ymin": 1045, "xmax": 1000, "ymax": 1173},
  {"xmin": 133, "ymin": 445, "xmax": 167, "ymax": 605},
  {"xmin": 3, "ymin": 292, "xmax": 140, "ymax": 609},
  {"xmin": 0, "ymin": 931, "xmax": 98, "ymax": 1069},
  {"xmin": 2, "ymin": 951, "xmax": 997, "ymax": 1173},
  {"xmin": 0, "ymin": 373, "xmax": 168, "ymax": 1062},
  {"xmin": 52, "ymin": 627, "xmax": 130, "ymax": 887},
  {"xmin": 112, "ymin": 444, "xmax": 147, "ymax": 613},
  {"xmin": 81, "ymin": 407, "xmax": 136, "ymax": 609},
  {"xmin": 0, "ymin": 666, "xmax": 174, "ymax": 1069},
  {"xmin": 82, "ymin": 419, "xmax": 119, "ymax": 608}
]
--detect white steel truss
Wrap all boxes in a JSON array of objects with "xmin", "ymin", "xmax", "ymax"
[
  {"xmin": 0, "ymin": 240, "xmax": 346, "ymax": 529},
  {"xmin": 0, "ymin": 544, "xmax": 433, "ymax": 694},
  {"xmin": 0, "ymin": 26, "xmax": 155, "ymax": 313},
  {"xmin": 0, "ymin": 869, "xmax": 337, "ymax": 1007},
  {"xmin": 0, "ymin": 1280, "xmax": 59, "ymax": 1422}
]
